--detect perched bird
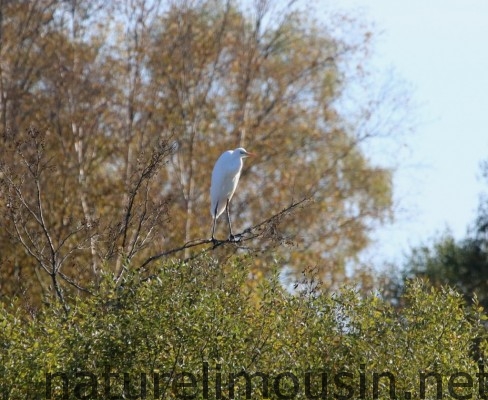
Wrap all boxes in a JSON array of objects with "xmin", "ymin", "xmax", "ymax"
[{"xmin": 210, "ymin": 147, "xmax": 254, "ymax": 241}]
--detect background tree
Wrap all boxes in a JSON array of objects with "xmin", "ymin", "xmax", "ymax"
[
  {"xmin": 401, "ymin": 235, "xmax": 488, "ymax": 307},
  {"xmin": 0, "ymin": 0, "xmax": 404, "ymax": 307},
  {"xmin": 0, "ymin": 0, "xmax": 172, "ymax": 307},
  {"xmin": 391, "ymin": 159, "xmax": 488, "ymax": 309}
]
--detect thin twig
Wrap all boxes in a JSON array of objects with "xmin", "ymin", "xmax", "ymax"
[
  {"xmin": 137, "ymin": 196, "xmax": 312, "ymax": 272},
  {"xmin": 58, "ymin": 271, "xmax": 93, "ymax": 295}
]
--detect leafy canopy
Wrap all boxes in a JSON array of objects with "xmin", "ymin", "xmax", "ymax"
[
  {"xmin": 0, "ymin": 0, "xmax": 402, "ymax": 307},
  {"xmin": 1, "ymin": 256, "xmax": 486, "ymax": 399}
]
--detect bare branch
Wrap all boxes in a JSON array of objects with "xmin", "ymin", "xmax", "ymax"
[
  {"xmin": 34, "ymin": 177, "xmax": 57, "ymax": 272},
  {"xmin": 113, "ymin": 139, "xmax": 174, "ymax": 281},
  {"xmin": 58, "ymin": 271, "xmax": 93, "ymax": 295},
  {"xmin": 137, "ymin": 196, "xmax": 312, "ymax": 272}
]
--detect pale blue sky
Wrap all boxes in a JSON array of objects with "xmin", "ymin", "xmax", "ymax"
[{"xmin": 331, "ymin": 0, "xmax": 488, "ymax": 265}]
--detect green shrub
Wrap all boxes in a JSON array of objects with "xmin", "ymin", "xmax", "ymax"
[{"xmin": 1, "ymin": 256, "xmax": 486, "ymax": 399}]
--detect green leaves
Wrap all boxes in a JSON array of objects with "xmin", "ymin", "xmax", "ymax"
[
  {"xmin": 1, "ymin": 259, "xmax": 485, "ymax": 399},
  {"xmin": 404, "ymin": 233, "xmax": 488, "ymax": 309}
]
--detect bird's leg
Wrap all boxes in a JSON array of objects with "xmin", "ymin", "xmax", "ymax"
[
  {"xmin": 226, "ymin": 198, "xmax": 234, "ymax": 241},
  {"xmin": 211, "ymin": 202, "xmax": 218, "ymax": 243},
  {"xmin": 211, "ymin": 217, "xmax": 217, "ymax": 244}
]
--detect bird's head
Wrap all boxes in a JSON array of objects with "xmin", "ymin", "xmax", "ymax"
[{"xmin": 235, "ymin": 147, "xmax": 255, "ymax": 158}]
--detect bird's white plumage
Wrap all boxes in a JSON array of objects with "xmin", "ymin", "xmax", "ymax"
[
  {"xmin": 209, "ymin": 147, "xmax": 254, "ymax": 240},
  {"xmin": 210, "ymin": 148, "xmax": 247, "ymax": 217}
]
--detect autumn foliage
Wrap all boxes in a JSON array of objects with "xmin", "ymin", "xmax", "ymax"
[{"xmin": 0, "ymin": 0, "xmax": 399, "ymax": 308}]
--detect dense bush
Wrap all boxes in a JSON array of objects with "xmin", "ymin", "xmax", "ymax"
[{"xmin": 1, "ymin": 255, "xmax": 486, "ymax": 399}]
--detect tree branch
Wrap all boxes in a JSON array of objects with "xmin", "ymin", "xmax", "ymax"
[{"xmin": 137, "ymin": 196, "xmax": 312, "ymax": 273}]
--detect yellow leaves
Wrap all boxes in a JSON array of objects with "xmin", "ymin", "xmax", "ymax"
[{"xmin": 0, "ymin": 0, "xmax": 399, "ymax": 307}]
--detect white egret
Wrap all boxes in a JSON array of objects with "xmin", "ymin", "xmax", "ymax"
[{"xmin": 210, "ymin": 147, "xmax": 255, "ymax": 241}]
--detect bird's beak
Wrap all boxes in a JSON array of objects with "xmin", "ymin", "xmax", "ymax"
[{"xmin": 245, "ymin": 151, "xmax": 256, "ymax": 157}]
